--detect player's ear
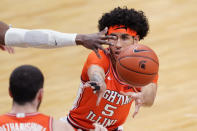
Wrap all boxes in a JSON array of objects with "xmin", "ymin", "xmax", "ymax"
[
  {"xmin": 134, "ymin": 35, "xmax": 139, "ymax": 44},
  {"xmin": 9, "ymin": 89, "xmax": 13, "ymax": 98},
  {"xmin": 37, "ymin": 88, "xmax": 44, "ymax": 101}
]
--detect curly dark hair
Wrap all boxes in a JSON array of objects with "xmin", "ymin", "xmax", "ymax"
[{"xmin": 98, "ymin": 7, "xmax": 149, "ymax": 40}]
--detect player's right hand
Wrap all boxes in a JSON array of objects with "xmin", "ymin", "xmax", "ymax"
[
  {"xmin": 84, "ymin": 81, "xmax": 107, "ymax": 106},
  {"xmin": 76, "ymin": 27, "xmax": 116, "ymax": 58}
]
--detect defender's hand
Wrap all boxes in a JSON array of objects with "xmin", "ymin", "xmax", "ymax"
[
  {"xmin": 0, "ymin": 45, "xmax": 15, "ymax": 54},
  {"xmin": 76, "ymin": 27, "xmax": 116, "ymax": 58}
]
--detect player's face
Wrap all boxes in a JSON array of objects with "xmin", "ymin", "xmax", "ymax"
[{"xmin": 108, "ymin": 32, "xmax": 136, "ymax": 60}]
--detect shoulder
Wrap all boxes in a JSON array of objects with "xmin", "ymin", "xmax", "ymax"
[
  {"xmin": 88, "ymin": 50, "xmax": 108, "ymax": 60},
  {"xmin": 85, "ymin": 49, "xmax": 110, "ymax": 71}
]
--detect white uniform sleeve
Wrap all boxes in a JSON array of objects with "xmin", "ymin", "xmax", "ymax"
[{"xmin": 5, "ymin": 28, "xmax": 77, "ymax": 48}]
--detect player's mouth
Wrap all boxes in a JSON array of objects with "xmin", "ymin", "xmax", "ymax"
[{"xmin": 114, "ymin": 50, "xmax": 121, "ymax": 58}]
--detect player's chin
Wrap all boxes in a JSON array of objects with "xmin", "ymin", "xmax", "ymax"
[
  {"xmin": 114, "ymin": 54, "xmax": 119, "ymax": 60},
  {"xmin": 110, "ymin": 51, "xmax": 118, "ymax": 60}
]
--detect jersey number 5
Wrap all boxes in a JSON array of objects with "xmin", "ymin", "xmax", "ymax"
[{"xmin": 102, "ymin": 104, "xmax": 117, "ymax": 116}]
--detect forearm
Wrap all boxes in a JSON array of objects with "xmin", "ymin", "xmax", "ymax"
[
  {"xmin": 88, "ymin": 65, "xmax": 106, "ymax": 105},
  {"xmin": 5, "ymin": 28, "xmax": 77, "ymax": 48},
  {"xmin": 141, "ymin": 83, "xmax": 157, "ymax": 107},
  {"xmin": 88, "ymin": 65, "xmax": 105, "ymax": 84}
]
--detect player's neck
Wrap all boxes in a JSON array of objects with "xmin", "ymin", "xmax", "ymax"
[{"xmin": 10, "ymin": 102, "xmax": 38, "ymax": 114}]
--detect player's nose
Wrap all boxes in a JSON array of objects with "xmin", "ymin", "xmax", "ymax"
[{"xmin": 115, "ymin": 39, "xmax": 122, "ymax": 49}]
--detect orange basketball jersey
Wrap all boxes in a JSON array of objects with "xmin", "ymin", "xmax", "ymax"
[
  {"xmin": 68, "ymin": 50, "xmax": 158, "ymax": 130},
  {"xmin": 0, "ymin": 112, "xmax": 53, "ymax": 131}
]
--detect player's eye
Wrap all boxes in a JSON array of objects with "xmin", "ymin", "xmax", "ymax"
[{"xmin": 121, "ymin": 34, "xmax": 129, "ymax": 40}]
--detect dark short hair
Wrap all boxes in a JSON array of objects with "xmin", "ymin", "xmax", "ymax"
[
  {"xmin": 9, "ymin": 65, "xmax": 44, "ymax": 105},
  {"xmin": 98, "ymin": 7, "xmax": 149, "ymax": 40}
]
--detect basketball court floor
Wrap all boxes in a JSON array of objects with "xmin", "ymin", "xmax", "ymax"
[{"xmin": 0, "ymin": 0, "xmax": 197, "ymax": 130}]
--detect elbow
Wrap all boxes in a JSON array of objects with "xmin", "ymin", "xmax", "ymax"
[
  {"xmin": 143, "ymin": 96, "xmax": 155, "ymax": 107},
  {"xmin": 143, "ymin": 100, "xmax": 154, "ymax": 107}
]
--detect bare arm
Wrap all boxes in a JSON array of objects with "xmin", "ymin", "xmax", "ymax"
[
  {"xmin": 87, "ymin": 64, "xmax": 106, "ymax": 106},
  {"xmin": 141, "ymin": 83, "xmax": 157, "ymax": 106},
  {"xmin": 120, "ymin": 82, "xmax": 157, "ymax": 118}
]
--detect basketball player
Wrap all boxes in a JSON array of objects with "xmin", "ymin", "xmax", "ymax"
[
  {"xmin": 63, "ymin": 7, "xmax": 159, "ymax": 130},
  {"xmin": 0, "ymin": 21, "xmax": 115, "ymax": 57},
  {"xmin": 0, "ymin": 65, "xmax": 108, "ymax": 131}
]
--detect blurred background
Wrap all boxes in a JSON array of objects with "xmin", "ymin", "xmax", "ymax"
[{"xmin": 0, "ymin": 0, "xmax": 197, "ymax": 130}]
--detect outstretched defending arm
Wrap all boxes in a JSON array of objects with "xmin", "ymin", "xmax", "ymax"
[
  {"xmin": 5, "ymin": 28, "xmax": 77, "ymax": 48},
  {"xmin": 0, "ymin": 21, "xmax": 115, "ymax": 57}
]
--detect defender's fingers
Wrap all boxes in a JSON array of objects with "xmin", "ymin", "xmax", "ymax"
[
  {"xmin": 99, "ymin": 27, "xmax": 108, "ymax": 35},
  {"xmin": 7, "ymin": 47, "xmax": 14, "ymax": 54},
  {"xmin": 100, "ymin": 35, "xmax": 117, "ymax": 40},
  {"xmin": 97, "ymin": 39, "xmax": 113, "ymax": 46},
  {"xmin": 96, "ymin": 44, "xmax": 109, "ymax": 54},
  {"xmin": 10, "ymin": 47, "xmax": 15, "ymax": 54},
  {"xmin": 93, "ymin": 48, "xmax": 101, "ymax": 59}
]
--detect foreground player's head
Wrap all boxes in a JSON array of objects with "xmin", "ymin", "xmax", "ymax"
[
  {"xmin": 98, "ymin": 7, "xmax": 149, "ymax": 59},
  {"xmin": 9, "ymin": 65, "xmax": 44, "ymax": 108}
]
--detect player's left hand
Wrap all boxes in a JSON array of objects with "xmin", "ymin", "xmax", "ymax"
[
  {"xmin": 84, "ymin": 81, "xmax": 107, "ymax": 106},
  {"xmin": 120, "ymin": 91, "xmax": 144, "ymax": 118},
  {"xmin": 0, "ymin": 45, "xmax": 15, "ymax": 54}
]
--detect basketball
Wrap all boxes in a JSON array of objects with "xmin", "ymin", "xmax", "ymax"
[{"xmin": 116, "ymin": 44, "xmax": 159, "ymax": 86}]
